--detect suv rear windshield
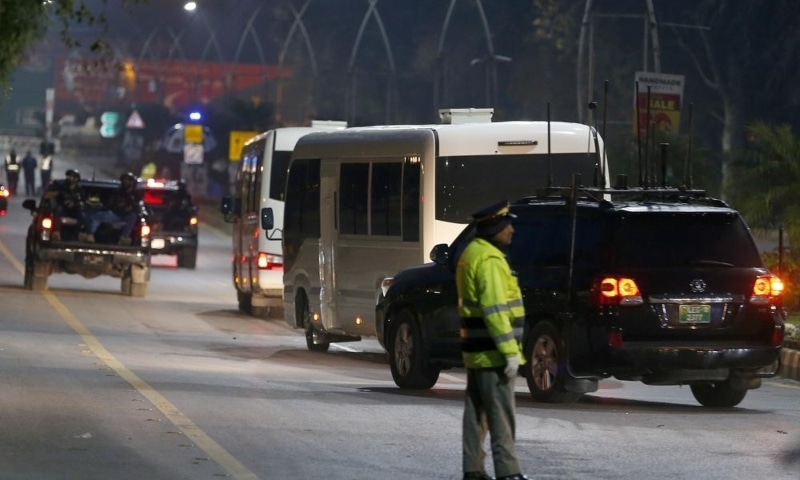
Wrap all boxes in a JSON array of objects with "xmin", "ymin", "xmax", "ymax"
[{"xmin": 612, "ymin": 211, "xmax": 763, "ymax": 268}]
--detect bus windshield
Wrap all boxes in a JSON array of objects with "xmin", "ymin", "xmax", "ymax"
[{"xmin": 435, "ymin": 153, "xmax": 602, "ymax": 223}]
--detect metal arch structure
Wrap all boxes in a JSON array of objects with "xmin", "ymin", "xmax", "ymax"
[
  {"xmin": 433, "ymin": 0, "xmax": 501, "ymax": 121},
  {"xmin": 231, "ymin": 5, "xmax": 268, "ymax": 97},
  {"xmin": 135, "ymin": 26, "xmax": 190, "ymax": 104},
  {"xmin": 576, "ymin": 0, "xmax": 661, "ymax": 122},
  {"xmin": 345, "ymin": 0, "xmax": 398, "ymax": 125},
  {"xmin": 275, "ymin": 0, "xmax": 319, "ymax": 125}
]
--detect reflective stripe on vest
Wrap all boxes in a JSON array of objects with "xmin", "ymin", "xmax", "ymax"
[{"xmin": 456, "ymin": 237, "xmax": 526, "ymax": 368}]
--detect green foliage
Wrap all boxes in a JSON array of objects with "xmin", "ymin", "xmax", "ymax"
[
  {"xmin": 727, "ymin": 122, "xmax": 800, "ymax": 254},
  {"xmin": 0, "ymin": 0, "xmax": 49, "ymax": 91},
  {"xmin": 762, "ymin": 251, "xmax": 800, "ymax": 312},
  {"xmin": 0, "ymin": 0, "xmax": 146, "ymax": 94}
]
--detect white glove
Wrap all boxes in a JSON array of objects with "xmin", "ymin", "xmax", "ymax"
[{"xmin": 503, "ymin": 355, "xmax": 520, "ymax": 378}]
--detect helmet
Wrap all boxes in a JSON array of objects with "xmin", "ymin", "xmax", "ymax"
[
  {"xmin": 66, "ymin": 169, "xmax": 81, "ymax": 180},
  {"xmin": 120, "ymin": 172, "xmax": 137, "ymax": 182}
]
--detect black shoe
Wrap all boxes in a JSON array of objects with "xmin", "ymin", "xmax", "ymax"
[
  {"xmin": 463, "ymin": 472, "xmax": 495, "ymax": 480},
  {"xmin": 497, "ymin": 475, "xmax": 529, "ymax": 480}
]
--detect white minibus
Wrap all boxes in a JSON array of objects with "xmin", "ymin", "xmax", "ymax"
[
  {"xmin": 279, "ymin": 109, "xmax": 610, "ymax": 350},
  {"xmin": 223, "ymin": 121, "xmax": 346, "ymax": 317}
]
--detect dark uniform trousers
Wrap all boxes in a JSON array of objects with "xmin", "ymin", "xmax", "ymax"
[{"xmin": 463, "ymin": 367, "xmax": 521, "ymax": 477}]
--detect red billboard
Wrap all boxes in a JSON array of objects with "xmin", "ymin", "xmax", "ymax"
[{"xmin": 55, "ymin": 56, "xmax": 290, "ymax": 112}]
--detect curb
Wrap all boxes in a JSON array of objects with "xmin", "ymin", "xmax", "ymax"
[{"xmin": 781, "ymin": 348, "xmax": 800, "ymax": 381}]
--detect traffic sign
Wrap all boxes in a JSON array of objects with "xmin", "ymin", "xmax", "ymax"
[
  {"xmin": 184, "ymin": 124, "xmax": 204, "ymax": 144},
  {"xmin": 100, "ymin": 111, "xmax": 120, "ymax": 138},
  {"xmin": 184, "ymin": 143, "xmax": 204, "ymax": 164},
  {"xmin": 126, "ymin": 109, "xmax": 145, "ymax": 129},
  {"xmin": 228, "ymin": 130, "xmax": 259, "ymax": 161}
]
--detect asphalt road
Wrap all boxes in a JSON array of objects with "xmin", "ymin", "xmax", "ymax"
[{"xmin": 0, "ymin": 153, "xmax": 799, "ymax": 479}]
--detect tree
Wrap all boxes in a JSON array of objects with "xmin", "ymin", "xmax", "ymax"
[
  {"xmin": 664, "ymin": 0, "xmax": 800, "ymax": 198},
  {"xmin": 727, "ymin": 122, "xmax": 800, "ymax": 250},
  {"xmin": 0, "ymin": 0, "xmax": 146, "ymax": 95}
]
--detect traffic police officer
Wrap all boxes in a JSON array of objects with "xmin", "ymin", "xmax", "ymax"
[
  {"xmin": 4, "ymin": 149, "xmax": 20, "ymax": 195},
  {"xmin": 456, "ymin": 200, "xmax": 528, "ymax": 480}
]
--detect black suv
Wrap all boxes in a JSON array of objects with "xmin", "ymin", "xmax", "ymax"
[
  {"xmin": 22, "ymin": 178, "xmax": 152, "ymax": 296},
  {"xmin": 140, "ymin": 180, "xmax": 199, "ymax": 269},
  {"xmin": 376, "ymin": 183, "xmax": 785, "ymax": 408}
]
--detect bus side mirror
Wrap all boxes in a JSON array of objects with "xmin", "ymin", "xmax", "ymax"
[
  {"xmin": 220, "ymin": 196, "xmax": 239, "ymax": 223},
  {"xmin": 261, "ymin": 207, "xmax": 274, "ymax": 231}
]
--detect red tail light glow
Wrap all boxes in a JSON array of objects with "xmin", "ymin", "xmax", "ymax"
[
  {"xmin": 750, "ymin": 274, "xmax": 783, "ymax": 305},
  {"xmin": 593, "ymin": 276, "xmax": 643, "ymax": 306},
  {"xmin": 190, "ymin": 216, "xmax": 198, "ymax": 226},
  {"xmin": 41, "ymin": 217, "xmax": 53, "ymax": 230},
  {"xmin": 257, "ymin": 252, "xmax": 283, "ymax": 270}
]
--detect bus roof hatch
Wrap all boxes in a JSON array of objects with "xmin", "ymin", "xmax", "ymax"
[{"xmin": 438, "ymin": 108, "xmax": 494, "ymax": 125}]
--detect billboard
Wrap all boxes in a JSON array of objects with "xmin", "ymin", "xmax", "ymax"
[
  {"xmin": 54, "ymin": 56, "xmax": 290, "ymax": 113},
  {"xmin": 633, "ymin": 71, "xmax": 685, "ymax": 136}
]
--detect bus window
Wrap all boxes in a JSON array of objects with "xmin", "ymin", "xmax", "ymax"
[
  {"xmin": 371, "ymin": 162, "xmax": 402, "ymax": 236},
  {"xmin": 402, "ymin": 157, "xmax": 420, "ymax": 242},
  {"xmin": 270, "ymin": 150, "xmax": 292, "ymax": 201},
  {"xmin": 339, "ymin": 163, "xmax": 369, "ymax": 235}
]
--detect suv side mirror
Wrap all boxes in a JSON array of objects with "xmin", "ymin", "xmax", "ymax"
[
  {"xmin": 22, "ymin": 199, "xmax": 36, "ymax": 212},
  {"xmin": 430, "ymin": 243, "xmax": 450, "ymax": 266}
]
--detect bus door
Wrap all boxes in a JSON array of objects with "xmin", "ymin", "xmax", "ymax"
[
  {"xmin": 238, "ymin": 140, "xmax": 265, "ymax": 294},
  {"xmin": 333, "ymin": 159, "xmax": 418, "ymax": 336},
  {"xmin": 319, "ymin": 162, "xmax": 338, "ymax": 330}
]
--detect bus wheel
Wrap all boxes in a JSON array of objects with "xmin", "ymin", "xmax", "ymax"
[
  {"xmin": 298, "ymin": 291, "xmax": 329, "ymax": 352},
  {"xmin": 389, "ymin": 309, "xmax": 439, "ymax": 389}
]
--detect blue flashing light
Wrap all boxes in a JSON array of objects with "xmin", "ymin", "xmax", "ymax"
[{"xmin": 188, "ymin": 111, "xmax": 202, "ymax": 122}]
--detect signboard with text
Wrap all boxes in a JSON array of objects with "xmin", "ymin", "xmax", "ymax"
[{"xmin": 633, "ymin": 71, "xmax": 685, "ymax": 136}]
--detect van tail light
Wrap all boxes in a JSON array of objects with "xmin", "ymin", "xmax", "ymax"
[
  {"xmin": 750, "ymin": 274, "xmax": 783, "ymax": 305},
  {"xmin": 257, "ymin": 252, "xmax": 283, "ymax": 270},
  {"xmin": 591, "ymin": 276, "xmax": 643, "ymax": 306}
]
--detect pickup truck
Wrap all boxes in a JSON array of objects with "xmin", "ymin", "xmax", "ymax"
[{"xmin": 22, "ymin": 178, "xmax": 152, "ymax": 296}]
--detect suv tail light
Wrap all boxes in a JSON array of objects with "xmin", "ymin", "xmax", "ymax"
[
  {"xmin": 190, "ymin": 216, "xmax": 198, "ymax": 226},
  {"xmin": 39, "ymin": 217, "xmax": 54, "ymax": 241},
  {"xmin": 257, "ymin": 252, "xmax": 283, "ymax": 270},
  {"xmin": 591, "ymin": 276, "xmax": 643, "ymax": 306},
  {"xmin": 750, "ymin": 274, "xmax": 783, "ymax": 305}
]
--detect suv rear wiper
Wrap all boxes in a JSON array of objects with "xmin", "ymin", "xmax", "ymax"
[{"xmin": 687, "ymin": 259, "xmax": 735, "ymax": 267}]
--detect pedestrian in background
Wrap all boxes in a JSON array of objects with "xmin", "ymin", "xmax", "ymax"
[
  {"xmin": 456, "ymin": 200, "xmax": 528, "ymax": 480},
  {"xmin": 22, "ymin": 150, "xmax": 37, "ymax": 197},
  {"xmin": 40, "ymin": 154, "xmax": 53, "ymax": 192},
  {"xmin": 4, "ymin": 149, "xmax": 20, "ymax": 195}
]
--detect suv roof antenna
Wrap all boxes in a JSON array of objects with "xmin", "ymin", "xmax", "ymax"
[
  {"xmin": 644, "ymin": 86, "xmax": 653, "ymax": 189},
  {"xmin": 601, "ymin": 80, "xmax": 609, "ymax": 188},
  {"xmin": 683, "ymin": 102, "xmax": 694, "ymax": 189},
  {"xmin": 546, "ymin": 102, "xmax": 553, "ymax": 188},
  {"xmin": 635, "ymin": 80, "xmax": 644, "ymax": 188},
  {"xmin": 588, "ymin": 101, "xmax": 601, "ymax": 188}
]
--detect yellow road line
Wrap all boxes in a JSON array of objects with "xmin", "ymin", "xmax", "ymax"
[{"xmin": 0, "ymin": 238, "xmax": 260, "ymax": 480}]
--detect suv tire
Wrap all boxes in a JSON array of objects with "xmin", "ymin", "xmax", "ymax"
[
  {"xmin": 177, "ymin": 247, "xmax": 197, "ymax": 269},
  {"xmin": 389, "ymin": 309, "xmax": 440, "ymax": 389},
  {"xmin": 690, "ymin": 381, "xmax": 748, "ymax": 408},
  {"xmin": 525, "ymin": 321, "xmax": 583, "ymax": 403}
]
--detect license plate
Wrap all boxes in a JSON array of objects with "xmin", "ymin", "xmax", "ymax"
[
  {"xmin": 81, "ymin": 254, "xmax": 106, "ymax": 266},
  {"xmin": 679, "ymin": 304, "xmax": 711, "ymax": 324},
  {"xmin": 151, "ymin": 238, "xmax": 166, "ymax": 249}
]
